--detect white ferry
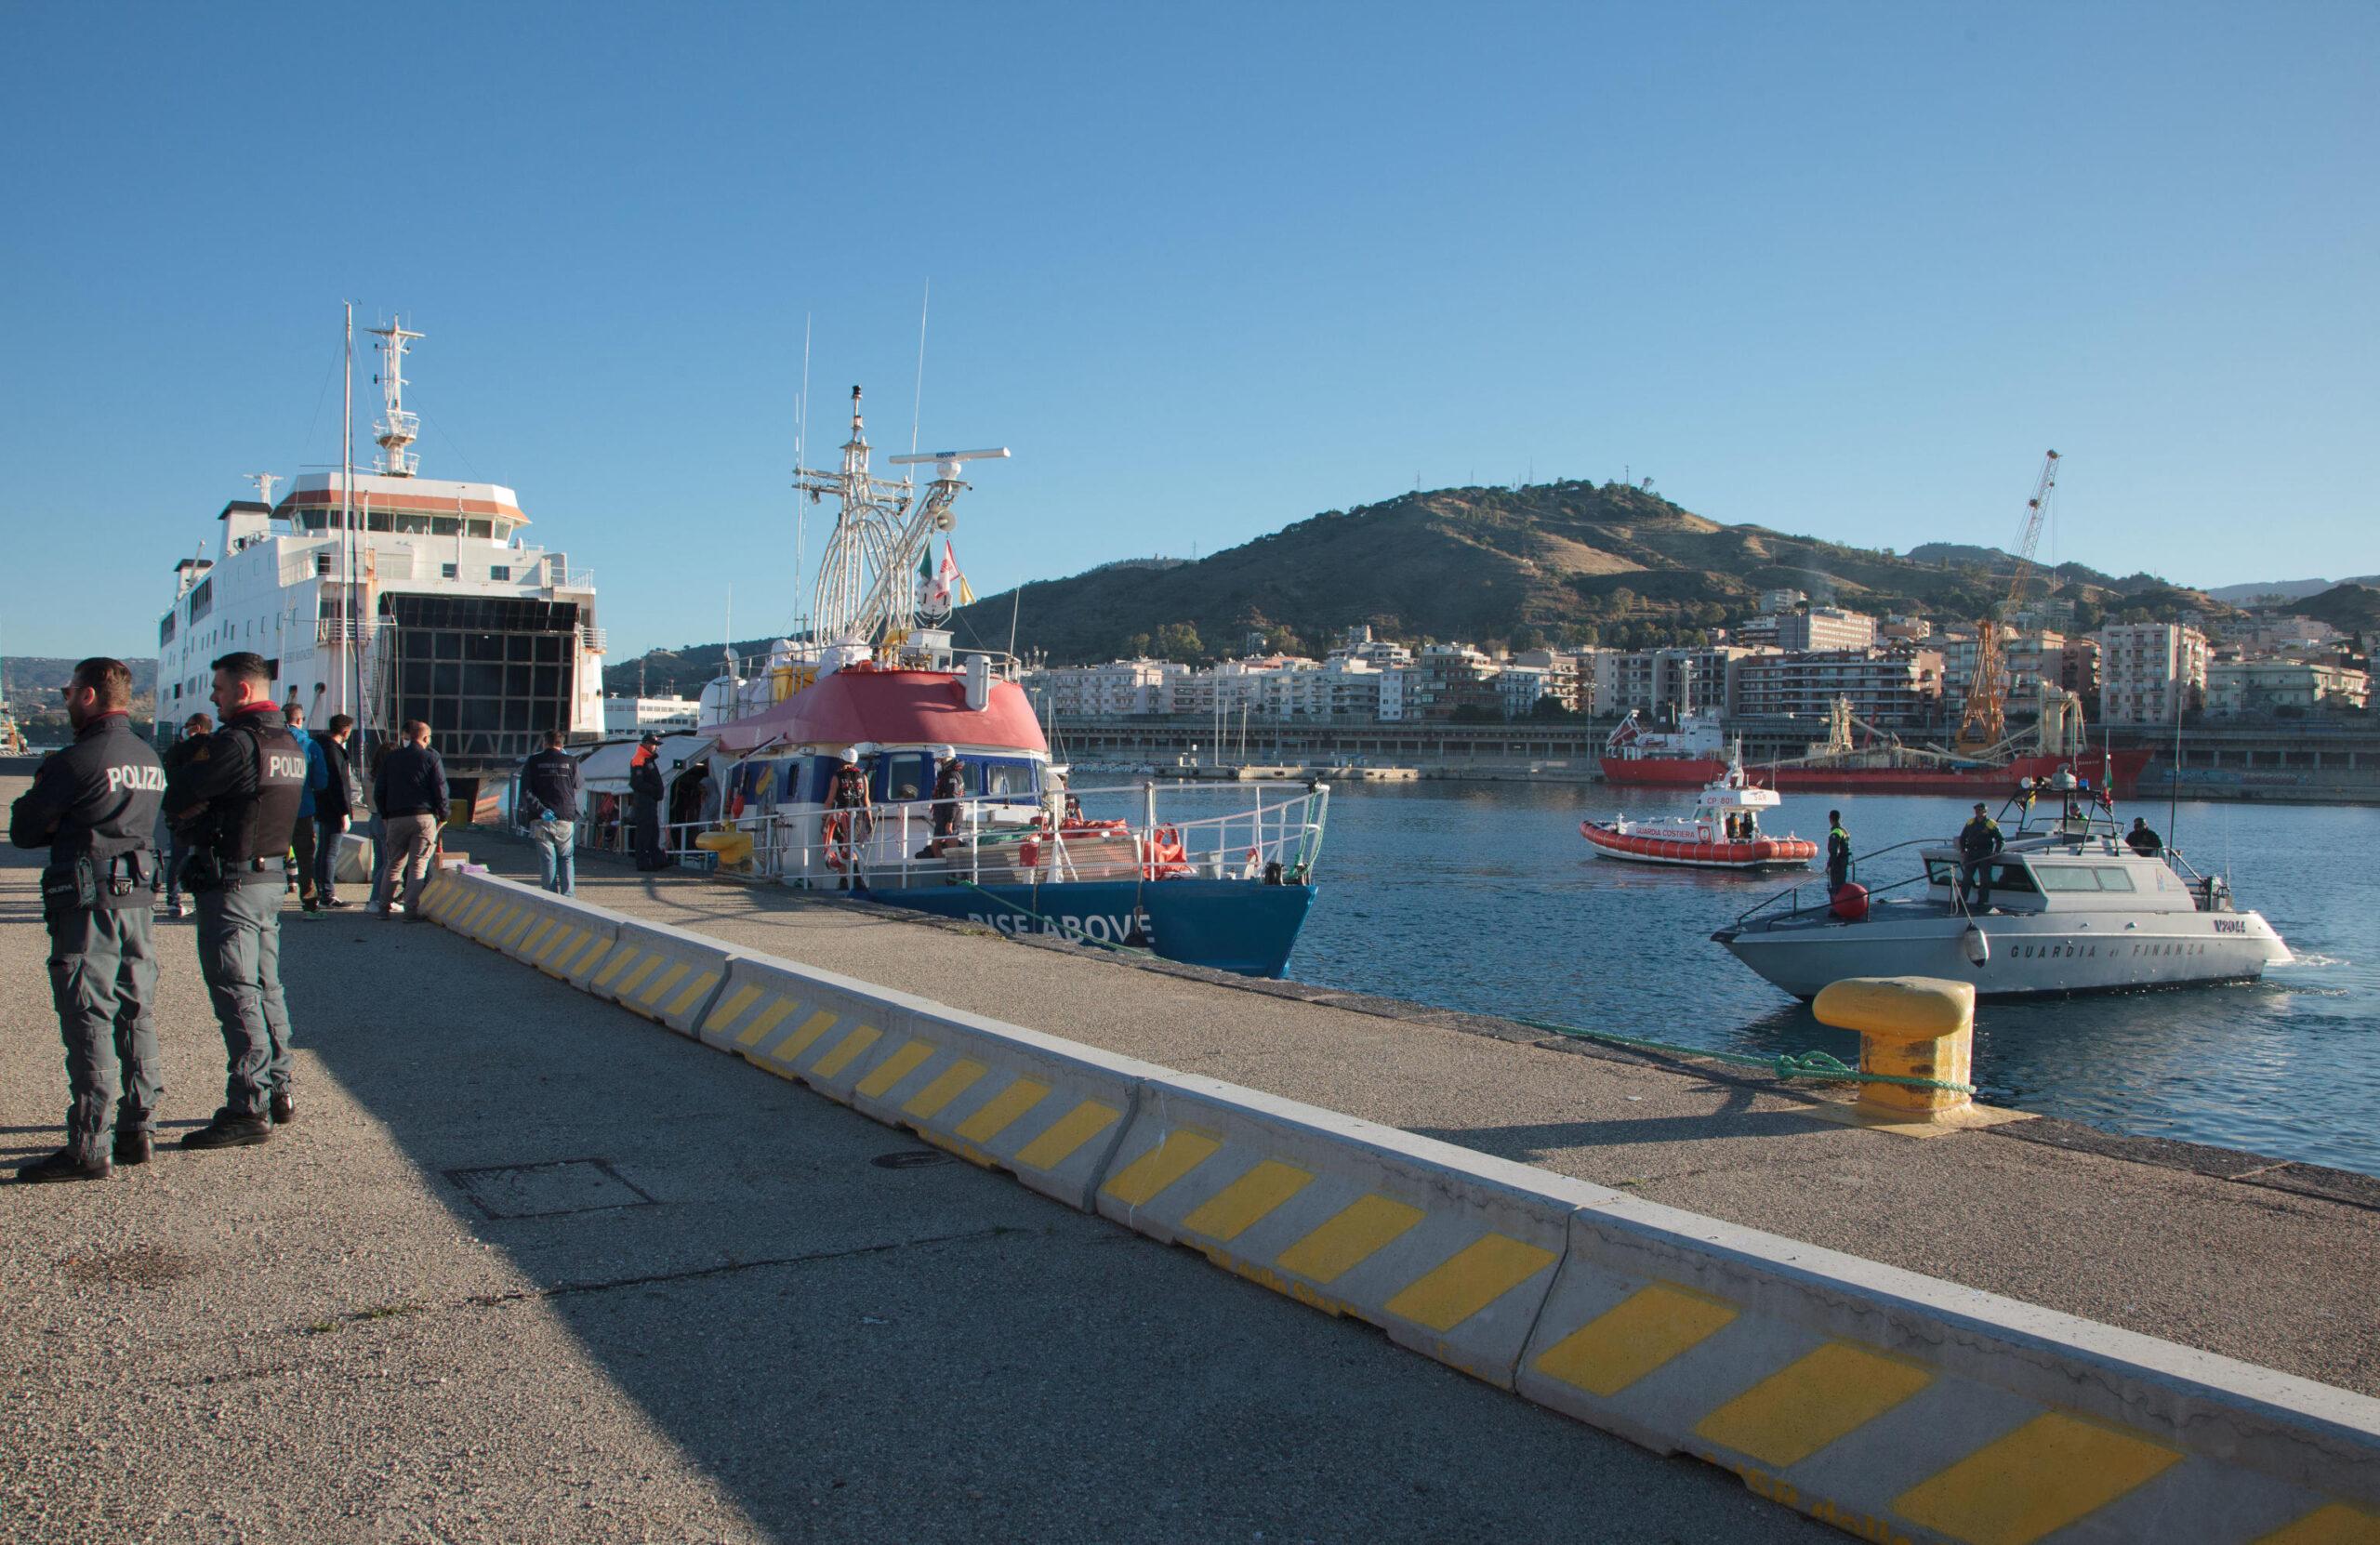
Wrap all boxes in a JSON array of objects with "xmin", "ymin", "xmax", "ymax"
[{"xmin": 156, "ymin": 318, "xmax": 605, "ymax": 799}]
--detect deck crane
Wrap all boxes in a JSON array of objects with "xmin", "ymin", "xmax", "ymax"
[{"xmin": 1953, "ymin": 450, "xmax": 2060, "ymax": 754}]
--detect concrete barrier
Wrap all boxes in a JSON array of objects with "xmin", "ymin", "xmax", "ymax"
[
  {"xmin": 1095, "ymin": 1076, "xmax": 1581, "ymax": 1386},
  {"xmin": 1516, "ymin": 1195, "xmax": 2380, "ymax": 1544},
  {"xmin": 576, "ymin": 916, "xmax": 735, "ymax": 1037},
  {"xmin": 426, "ymin": 879, "xmax": 2380, "ymax": 1543},
  {"xmin": 697, "ymin": 958, "xmax": 1155, "ymax": 1210}
]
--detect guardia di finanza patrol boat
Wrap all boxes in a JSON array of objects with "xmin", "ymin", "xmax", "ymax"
[
  {"xmin": 654, "ymin": 386, "xmax": 1326, "ymax": 978},
  {"xmin": 156, "ymin": 314, "xmax": 606, "ymax": 804}
]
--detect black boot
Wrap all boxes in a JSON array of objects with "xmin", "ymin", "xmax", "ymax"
[
  {"xmin": 112, "ymin": 1129, "xmax": 152, "ymax": 1166},
  {"xmin": 269, "ymin": 1092, "xmax": 295, "ymax": 1126},
  {"xmin": 17, "ymin": 1148, "xmax": 110, "ymax": 1183},
  {"xmin": 180, "ymin": 1109, "xmax": 271, "ymax": 1150}
]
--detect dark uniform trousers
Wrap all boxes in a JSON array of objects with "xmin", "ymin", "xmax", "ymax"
[
  {"xmin": 196, "ymin": 877, "xmax": 295, "ymax": 1116},
  {"xmin": 46, "ymin": 900, "xmax": 162, "ymax": 1163}
]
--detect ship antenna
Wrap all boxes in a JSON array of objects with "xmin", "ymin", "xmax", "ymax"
[
  {"xmin": 907, "ymin": 278, "xmax": 930, "ymax": 479},
  {"xmin": 246, "ymin": 472, "xmax": 282, "ymax": 507},
  {"xmin": 367, "ymin": 317, "xmax": 425, "ymax": 476},
  {"xmin": 793, "ymin": 312, "xmax": 812, "ymax": 639}
]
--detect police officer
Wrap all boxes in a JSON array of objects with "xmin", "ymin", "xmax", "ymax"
[
  {"xmin": 164, "ymin": 651, "xmax": 307, "ymax": 1149},
  {"xmin": 1959, "ymin": 801, "xmax": 2005, "ymax": 911},
  {"xmin": 2127, "ymin": 817, "xmax": 2164, "ymax": 857},
  {"xmin": 628, "ymin": 731, "xmax": 667, "ymax": 870},
  {"xmin": 1825, "ymin": 810, "xmax": 1852, "ymax": 893},
  {"xmin": 8, "ymin": 658, "xmax": 165, "ymax": 1182}
]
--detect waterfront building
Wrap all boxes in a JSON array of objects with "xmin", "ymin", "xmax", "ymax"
[
  {"xmin": 1758, "ymin": 588, "xmax": 1808, "ymax": 615},
  {"xmin": 1403, "ymin": 643, "xmax": 1502, "ymax": 720},
  {"xmin": 2206, "ymin": 659, "xmax": 2371, "ymax": 717},
  {"xmin": 602, "ymin": 695, "xmax": 700, "ymax": 735},
  {"xmin": 2059, "ymin": 636, "xmax": 2101, "ymax": 700},
  {"xmin": 1377, "ymin": 667, "xmax": 1414, "ymax": 722},
  {"xmin": 1497, "ymin": 665, "xmax": 1553, "ymax": 720},
  {"xmin": 1254, "ymin": 657, "xmax": 1385, "ymax": 720},
  {"xmin": 1732, "ymin": 613, "xmax": 1781, "ymax": 648},
  {"xmin": 1033, "ymin": 658, "xmax": 1185, "ymax": 717},
  {"xmin": 1594, "ymin": 645, "xmax": 1766, "ymax": 720},
  {"xmin": 1881, "ymin": 614, "xmax": 1933, "ymax": 643},
  {"xmin": 1731, "ymin": 647, "xmax": 1946, "ymax": 729},
  {"xmin": 2097, "ymin": 623, "xmax": 2211, "ymax": 726},
  {"xmin": 1773, "ymin": 605, "xmax": 1879, "ymax": 654}
]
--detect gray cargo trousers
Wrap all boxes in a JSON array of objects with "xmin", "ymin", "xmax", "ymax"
[
  {"xmin": 194, "ymin": 878, "xmax": 295, "ymax": 1117},
  {"xmin": 46, "ymin": 904, "xmax": 163, "ymax": 1164}
]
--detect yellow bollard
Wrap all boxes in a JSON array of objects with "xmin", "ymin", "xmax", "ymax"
[{"xmin": 1811, "ymin": 976, "xmax": 1975, "ymax": 1122}]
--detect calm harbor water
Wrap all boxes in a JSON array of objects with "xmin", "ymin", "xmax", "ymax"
[{"xmin": 1163, "ymin": 779, "xmax": 2380, "ymax": 1177}]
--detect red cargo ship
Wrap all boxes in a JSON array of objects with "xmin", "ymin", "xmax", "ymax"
[{"xmin": 1601, "ymin": 710, "xmax": 2152, "ymax": 797}]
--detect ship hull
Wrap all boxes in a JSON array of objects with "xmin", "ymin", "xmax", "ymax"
[
  {"xmin": 853, "ymin": 876, "xmax": 1315, "ymax": 978},
  {"xmin": 1604, "ymin": 748, "xmax": 2154, "ymax": 797},
  {"xmin": 1580, "ymin": 822, "xmax": 1815, "ymax": 871}
]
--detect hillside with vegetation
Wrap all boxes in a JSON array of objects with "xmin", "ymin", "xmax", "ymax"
[{"xmin": 938, "ymin": 481, "xmax": 2237, "ymax": 664}]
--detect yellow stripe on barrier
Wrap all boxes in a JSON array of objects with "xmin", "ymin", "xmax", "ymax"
[
  {"xmin": 1180, "ymin": 1160, "xmax": 1314, "ymax": 1242},
  {"xmin": 1891, "ymin": 1412, "xmax": 2181, "ymax": 1545},
  {"xmin": 501, "ymin": 911, "xmax": 536, "ymax": 947},
  {"xmin": 1274, "ymin": 1195, "xmax": 1424, "ymax": 1285},
  {"xmin": 1100, "ymin": 1129, "xmax": 1222, "ymax": 1208},
  {"xmin": 615, "ymin": 956, "xmax": 665, "ymax": 999},
  {"xmin": 1014, "ymin": 1100, "xmax": 1121, "ymax": 1170},
  {"xmin": 956, "ymin": 1078, "xmax": 1050, "ymax": 1144},
  {"xmin": 856, "ymin": 1038, "xmax": 936, "ymax": 1100},
  {"xmin": 704, "ymin": 984, "xmax": 763, "ymax": 1036},
  {"xmin": 591, "ymin": 944, "xmax": 641, "ymax": 988},
  {"xmin": 1531, "ymin": 1284, "xmax": 1739, "ymax": 1398},
  {"xmin": 663, "ymin": 971, "xmax": 718, "ymax": 1019},
  {"xmin": 487, "ymin": 905, "xmax": 522, "ymax": 940},
  {"xmin": 1693, "ymin": 1341, "xmax": 1934, "ymax": 1470},
  {"xmin": 812, "ymin": 1024, "xmax": 882, "ymax": 1079},
  {"xmin": 537, "ymin": 925, "xmax": 584, "ymax": 967},
  {"xmin": 638, "ymin": 962, "xmax": 691, "ymax": 1008},
  {"xmin": 737, "ymin": 997, "xmax": 802, "ymax": 1049},
  {"xmin": 520, "ymin": 918, "xmax": 557, "ymax": 956},
  {"xmin": 1382, "ymin": 1235, "xmax": 1558, "ymax": 1333},
  {"xmin": 458, "ymin": 896, "xmax": 496, "ymax": 931},
  {"xmin": 765, "ymin": 1009, "xmax": 840, "ymax": 1063},
  {"xmin": 2255, "ymin": 1504, "xmax": 2380, "ymax": 1545},
  {"xmin": 903, "ymin": 1059, "xmax": 988, "ymax": 1120},
  {"xmin": 561, "ymin": 931, "xmax": 611, "ymax": 976}
]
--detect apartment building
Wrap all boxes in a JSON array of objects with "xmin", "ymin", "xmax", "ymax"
[
  {"xmin": 2097, "ymin": 623, "xmax": 2210, "ymax": 726},
  {"xmin": 1774, "ymin": 605, "xmax": 1879, "ymax": 653},
  {"xmin": 1731, "ymin": 647, "xmax": 1947, "ymax": 729},
  {"xmin": 2206, "ymin": 659, "xmax": 2371, "ymax": 717},
  {"xmin": 1034, "ymin": 658, "xmax": 1187, "ymax": 717},
  {"xmin": 1593, "ymin": 645, "xmax": 1767, "ymax": 720}
]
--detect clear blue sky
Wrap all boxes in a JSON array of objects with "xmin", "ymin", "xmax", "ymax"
[{"xmin": 3, "ymin": 2, "xmax": 2373, "ymax": 661}]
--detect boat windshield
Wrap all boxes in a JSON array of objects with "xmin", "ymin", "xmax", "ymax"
[{"xmin": 2032, "ymin": 864, "xmax": 2136, "ymax": 893}]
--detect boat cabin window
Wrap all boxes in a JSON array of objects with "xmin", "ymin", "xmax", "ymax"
[
  {"xmin": 2032, "ymin": 865, "xmax": 2136, "ymax": 893},
  {"xmin": 972, "ymin": 757, "xmax": 1038, "ymax": 802},
  {"xmin": 873, "ymin": 752, "xmax": 933, "ymax": 804},
  {"xmin": 1925, "ymin": 858, "xmax": 1960, "ymax": 887},
  {"xmin": 1979, "ymin": 861, "xmax": 2039, "ymax": 894}
]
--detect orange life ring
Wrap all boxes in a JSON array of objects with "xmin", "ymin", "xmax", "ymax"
[{"xmin": 1144, "ymin": 824, "xmax": 1187, "ymax": 878}]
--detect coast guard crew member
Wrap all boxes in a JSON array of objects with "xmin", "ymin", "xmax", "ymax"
[
  {"xmin": 1825, "ymin": 810, "xmax": 1852, "ymax": 892},
  {"xmin": 164, "ymin": 651, "xmax": 307, "ymax": 1149},
  {"xmin": 8, "ymin": 658, "xmax": 166, "ymax": 1183},
  {"xmin": 1959, "ymin": 801, "xmax": 2005, "ymax": 912}
]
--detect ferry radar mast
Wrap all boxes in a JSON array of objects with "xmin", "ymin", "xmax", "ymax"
[
  {"xmin": 368, "ymin": 319, "xmax": 425, "ymax": 477},
  {"xmin": 796, "ymin": 384, "xmax": 1006, "ymax": 647}
]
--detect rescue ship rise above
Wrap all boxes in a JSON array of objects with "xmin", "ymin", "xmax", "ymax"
[
  {"xmin": 634, "ymin": 386, "xmax": 1326, "ymax": 978},
  {"xmin": 156, "ymin": 317, "xmax": 605, "ymax": 793}
]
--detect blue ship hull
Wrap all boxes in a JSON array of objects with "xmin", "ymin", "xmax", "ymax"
[{"xmin": 855, "ymin": 878, "xmax": 1316, "ymax": 977}]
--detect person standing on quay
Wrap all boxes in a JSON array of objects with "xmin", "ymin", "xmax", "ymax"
[
  {"xmin": 517, "ymin": 728, "xmax": 582, "ymax": 895},
  {"xmin": 163, "ymin": 652, "xmax": 307, "ymax": 1149},
  {"xmin": 9, "ymin": 658, "xmax": 166, "ymax": 1182},
  {"xmin": 311, "ymin": 713, "xmax": 358, "ymax": 908},
  {"xmin": 284, "ymin": 702, "xmax": 324, "ymax": 912},
  {"xmin": 374, "ymin": 720, "xmax": 446, "ymax": 919},
  {"xmin": 628, "ymin": 732, "xmax": 668, "ymax": 869},
  {"xmin": 157, "ymin": 711, "xmax": 213, "ymax": 920}
]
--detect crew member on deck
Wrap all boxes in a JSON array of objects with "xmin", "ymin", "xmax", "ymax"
[
  {"xmin": 8, "ymin": 658, "xmax": 165, "ymax": 1183},
  {"xmin": 924, "ymin": 745, "xmax": 964, "ymax": 858},
  {"xmin": 164, "ymin": 651, "xmax": 307, "ymax": 1150},
  {"xmin": 825, "ymin": 746, "xmax": 874, "ymax": 887},
  {"xmin": 1959, "ymin": 801, "xmax": 2005, "ymax": 911},
  {"xmin": 1825, "ymin": 811, "xmax": 1852, "ymax": 892},
  {"xmin": 2127, "ymin": 817, "xmax": 2164, "ymax": 857}
]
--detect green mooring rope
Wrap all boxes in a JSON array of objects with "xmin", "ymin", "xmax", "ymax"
[
  {"xmin": 1511, "ymin": 1015, "xmax": 1977, "ymax": 1095},
  {"xmin": 953, "ymin": 878, "xmax": 1159, "ymax": 959}
]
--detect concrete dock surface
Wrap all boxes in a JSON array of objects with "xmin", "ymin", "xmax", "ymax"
[
  {"xmin": 465, "ymin": 832, "xmax": 2380, "ymax": 1403},
  {"xmin": 0, "ymin": 787, "xmax": 1830, "ymax": 1543}
]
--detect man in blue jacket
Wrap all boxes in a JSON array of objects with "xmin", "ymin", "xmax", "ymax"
[
  {"xmin": 516, "ymin": 729, "xmax": 582, "ymax": 895},
  {"xmin": 284, "ymin": 704, "xmax": 325, "ymax": 913}
]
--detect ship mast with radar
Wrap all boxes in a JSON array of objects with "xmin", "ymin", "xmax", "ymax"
[
  {"xmin": 368, "ymin": 319, "xmax": 425, "ymax": 476},
  {"xmin": 796, "ymin": 384, "xmax": 1007, "ymax": 648}
]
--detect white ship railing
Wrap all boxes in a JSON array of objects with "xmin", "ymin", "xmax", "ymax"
[
  {"xmin": 580, "ymin": 779, "xmax": 1330, "ymax": 895},
  {"xmin": 578, "ymin": 625, "xmax": 607, "ymax": 654},
  {"xmin": 316, "ymin": 618, "xmax": 383, "ymax": 645}
]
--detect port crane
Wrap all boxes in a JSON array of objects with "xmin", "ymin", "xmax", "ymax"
[{"xmin": 1953, "ymin": 450, "xmax": 2060, "ymax": 755}]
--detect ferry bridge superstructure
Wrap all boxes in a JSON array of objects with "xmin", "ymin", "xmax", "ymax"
[{"xmin": 156, "ymin": 319, "xmax": 605, "ymax": 782}]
